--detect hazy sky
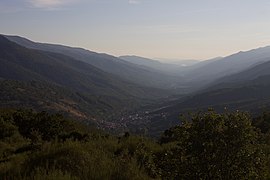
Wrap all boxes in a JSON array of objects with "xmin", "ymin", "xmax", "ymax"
[{"xmin": 1, "ymin": 0, "xmax": 270, "ymax": 60}]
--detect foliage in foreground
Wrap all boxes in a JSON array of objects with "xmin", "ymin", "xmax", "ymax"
[{"xmin": 1, "ymin": 109, "xmax": 270, "ymax": 179}]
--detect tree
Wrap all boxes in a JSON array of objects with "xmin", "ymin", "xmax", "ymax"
[{"xmin": 157, "ymin": 110, "xmax": 267, "ymax": 179}]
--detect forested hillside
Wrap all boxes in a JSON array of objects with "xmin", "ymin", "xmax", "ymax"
[{"xmin": 1, "ymin": 109, "xmax": 270, "ymax": 179}]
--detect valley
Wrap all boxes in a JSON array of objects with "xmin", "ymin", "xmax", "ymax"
[{"xmin": 2, "ymin": 34, "xmax": 270, "ymax": 136}]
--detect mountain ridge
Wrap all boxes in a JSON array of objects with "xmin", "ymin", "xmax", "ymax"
[
  {"xmin": 0, "ymin": 35, "xmax": 175, "ymax": 128},
  {"xmin": 5, "ymin": 35, "xmax": 182, "ymax": 89}
]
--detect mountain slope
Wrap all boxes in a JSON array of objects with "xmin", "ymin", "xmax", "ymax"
[
  {"xmin": 0, "ymin": 35, "xmax": 170, "ymax": 99},
  {"xmin": 145, "ymin": 76, "xmax": 270, "ymax": 136},
  {"xmin": 208, "ymin": 59, "xmax": 270, "ymax": 89},
  {"xmin": 184, "ymin": 47, "xmax": 270, "ymax": 85},
  {"xmin": 119, "ymin": 55, "xmax": 186, "ymax": 75},
  {"xmin": 5, "ymin": 35, "xmax": 181, "ymax": 89},
  {"xmin": 145, "ymin": 60, "xmax": 270, "ymax": 135},
  {"xmin": 119, "ymin": 55, "xmax": 163, "ymax": 67},
  {"xmin": 0, "ymin": 80, "xmax": 102, "ymax": 122},
  {"xmin": 0, "ymin": 35, "xmax": 179, "ymax": 127}
]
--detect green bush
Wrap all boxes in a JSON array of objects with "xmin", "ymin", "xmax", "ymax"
[{"xmin": 157, "ymin": 110, "xmax": 267, "ymax": 179}]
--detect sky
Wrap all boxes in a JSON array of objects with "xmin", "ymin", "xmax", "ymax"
[{"xmin": 1, "ymin": 0, "xmax": 270, "ymax": 60}]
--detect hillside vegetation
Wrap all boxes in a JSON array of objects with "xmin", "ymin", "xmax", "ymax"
[{"xmin": 1, "ymin": 109, "xmax": 270, "ymax": 179}]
